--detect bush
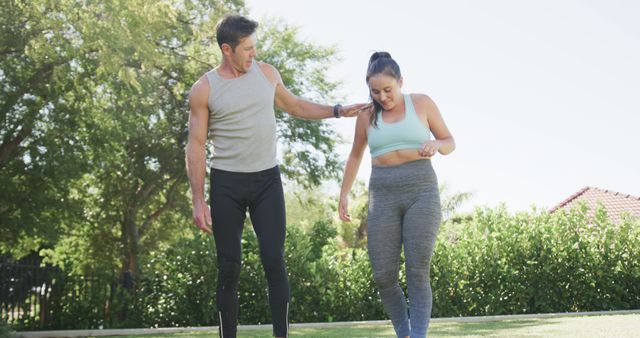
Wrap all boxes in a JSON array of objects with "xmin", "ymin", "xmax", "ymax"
[
  {"xmin": 6, "ymin": 205, "xmax": 639, "ymax": 329},
  {"xmin": 138, "ymin": 230, "xmax": 218, "ymax": 328},
  {"xmin": 0, "ymin": 318, "xmax": 13, "ymax": 338},
  {"xmin": 431, "ymin": 204, "xmax": 640, "ymax": 317}
]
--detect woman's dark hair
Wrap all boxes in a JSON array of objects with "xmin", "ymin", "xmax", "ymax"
[
  {"xmin": 366, "ymin": 51, "xmax": 402, "ymax": 127},
  {"xmin": 216, "ymin": 15, "xmax": 258, "ymax": 50}
]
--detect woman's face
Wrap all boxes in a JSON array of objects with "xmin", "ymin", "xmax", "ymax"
[{"xmin": 368, "ymin": 73, "xmax": 403, "ymax": 111}]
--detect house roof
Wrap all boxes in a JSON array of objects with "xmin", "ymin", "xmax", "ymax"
[{"xmin": 549, "ymin": 186, "xmax": 640, "ymax": 223}]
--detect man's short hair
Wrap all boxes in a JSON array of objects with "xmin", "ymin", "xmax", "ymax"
[{"xmin": 215, "ymin": 15, "xmax": 258, "ymax": 50}]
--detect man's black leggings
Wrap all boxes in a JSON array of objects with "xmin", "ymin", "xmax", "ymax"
[{"xmin": 209, "ymin": 165, "xmax": 290, "ymax": 338}]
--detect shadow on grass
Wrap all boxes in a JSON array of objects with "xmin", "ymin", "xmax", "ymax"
[
  {"xmin": 229, "ymin": 325, "xmax": 397, "ymax": 337},
  {"xmin": 100, "ymin": 325, "xmax": 395, "ymax": 338},
  {"xmin": 97, "ymin": 318, "xmax": 558, "ymax": 338},
  {"xmin": 97, "ymin": 333, "xmax": 214, "ymax": 338},
  {"xmin": 430, "ymin": 319, "xmax": 543, "ymax": 336}
]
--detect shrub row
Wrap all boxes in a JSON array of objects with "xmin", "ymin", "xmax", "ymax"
[{"xmin": 8, "ymin": 205, "xmax": 639, "ymax": 330}]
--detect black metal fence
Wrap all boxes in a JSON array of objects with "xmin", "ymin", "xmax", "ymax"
[{"xmin": 0, "ymin": 258, "xmax": 131, "ymax": 330}]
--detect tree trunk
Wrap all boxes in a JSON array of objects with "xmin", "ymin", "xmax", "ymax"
[
  {"xmin": 120, "ymin": 209, "xmax": 140, "ymax": 286},
  {"xmin": 118, "ymin": 209, "xmax": 140, "ymax": 322}
]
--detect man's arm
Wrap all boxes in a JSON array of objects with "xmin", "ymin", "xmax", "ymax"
[
  {"xmin": 259, "ymin": 62, "xmax": 367, "ymax": 119},
  {"xmin": 185, "ymin": 76, "xmax": 212, "ymax": 234}
]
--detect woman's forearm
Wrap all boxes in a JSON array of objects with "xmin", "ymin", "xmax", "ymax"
[
  {"xmin": 437, "ymin": 137, "xmax": 456, "ymax": 155},
  {"xmin": 340, "ymin": 153, "xmax": 363, "ymax": 199}
]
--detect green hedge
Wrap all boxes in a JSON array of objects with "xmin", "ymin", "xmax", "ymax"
[
  {"xmin": 0, "ymin": 318, "xmax": 13, "ymax": 338},
  {"xmin": 140, "ymin": 220, "xmax": 384, "ymax": 327},
  {"xmin": 9, "ymin": 205, "xmax": 640, "ymax": 329},
  {"xmin": 140, "ymin": 205, "xmax": 639, "ymax": 327},
  {"xmin": 431, "ymin": 205, "xmax": 640, "ymax": 317}
]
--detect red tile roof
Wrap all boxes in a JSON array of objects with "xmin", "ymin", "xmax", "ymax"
[{"xmin": 549, "ymin": 186, "xmax": 640, "ymax": 223}]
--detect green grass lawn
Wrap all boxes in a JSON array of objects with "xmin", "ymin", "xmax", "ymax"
[{"xmin": 98, "ymin": 313, "xmax": 639, "ymax": 338}]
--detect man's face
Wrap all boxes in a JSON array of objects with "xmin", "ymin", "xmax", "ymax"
[{"xmin": 226, "ymin": 33, "xmax": 257, "ymax": 73}]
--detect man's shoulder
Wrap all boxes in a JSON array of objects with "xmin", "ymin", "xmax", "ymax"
[
  {"xmin": 257, "ymin": 61, "xmax": 275, "ymax": 71},
  {"xmin": 257, "ymin": 62, "xmax": 280, "ymax": 82},
  {"xmin": 189, "ymin": 75, "xmax": 211, "ymax": 100}
]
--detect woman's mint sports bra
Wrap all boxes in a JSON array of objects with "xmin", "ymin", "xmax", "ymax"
[{"xmin": 368, "ymin": 94, "xmax": 431, "ymax": 158}]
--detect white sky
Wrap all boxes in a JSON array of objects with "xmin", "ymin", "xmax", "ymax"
[{"xmin": 245, "ymin": 0, "xmax": 640, "ymax": 212}]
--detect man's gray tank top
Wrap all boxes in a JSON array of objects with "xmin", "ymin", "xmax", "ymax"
[{"xmin": 206, "ymin": 61, "xmax": 277, "ymax": 172}]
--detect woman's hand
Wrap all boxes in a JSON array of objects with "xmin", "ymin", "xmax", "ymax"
[
  {"xmin": 339, "ymin": 196, "xmax": 351, "ymax": 222},
  {"xmin": 419, "ymin": 140, "xmax": 441, "ymax": 158}
]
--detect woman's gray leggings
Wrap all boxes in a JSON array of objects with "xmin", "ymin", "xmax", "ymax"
[{"xmin": 368, "ymin": 159, "xmax": 441, "ymax": 338}]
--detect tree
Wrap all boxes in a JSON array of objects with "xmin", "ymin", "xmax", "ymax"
[
  {"xmin": 257, "ymin": 19, "xmax": 343, "ymax": 187},
  {"xmin": 439, "ymin": 182, "xmax": 474, "ymax": 221},
  {"xmin": 0, "ymin": 0, "xmax": 98, "ymax": 256},
  {"xmin": 1, "ymin": 0, "xmax": 345, "ymax": 288}
]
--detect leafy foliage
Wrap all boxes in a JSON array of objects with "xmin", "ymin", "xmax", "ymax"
[
  {"xmin": 1, "ymin": 0, "xmax": 344, "ymax": 285},
  {"xmin": 431, "ymin": 204, "xmax": 640, "ymax": 317},
  {"xmin": 0, "ymin": 317, "xmax": 12, "ymax": 338},
  {"xmin": 5, "ymin": 205, "xmax": 640, "ymax": 329},
  {"xmin": 138, "ymin": 230, "xmax": 218, "ymax": 327},
  {"xmin": 3, "ymin": 0, "xmax": 638, "ymax": 332},
  {"xmin": 258, "ymin": 19, "xmax": 343, "ymax": 187}
]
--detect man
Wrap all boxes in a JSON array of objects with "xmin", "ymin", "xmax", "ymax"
[{"xmin": 185, "ymin": 15, "xmax": 365, "ymax": 338}]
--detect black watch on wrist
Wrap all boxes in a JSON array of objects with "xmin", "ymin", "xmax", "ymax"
[{"xmin": 333, "ymin": 104, "xmax": 342, "ymax": 118}]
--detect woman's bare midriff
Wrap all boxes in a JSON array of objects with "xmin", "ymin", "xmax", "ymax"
[{"xmin": 372, "ymin": 148, "xmax": 427, "ymax": 167}]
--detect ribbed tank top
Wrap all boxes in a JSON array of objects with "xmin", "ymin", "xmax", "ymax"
[
  {"xmin": 206, "ymin": 61, "xmax": 277, "ymax": 172},
  {"xmin": 368, "ymin": 94, "xmax": 431, "ymax": 158}
]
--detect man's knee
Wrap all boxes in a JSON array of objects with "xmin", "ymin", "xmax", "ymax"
[
  {"xmin": 261, "ymin": 254, "xmax": 287, "ymax": 279},
  {"xmin": 218, "ymin": 259, "xmax": 242, "ymax": 286}
]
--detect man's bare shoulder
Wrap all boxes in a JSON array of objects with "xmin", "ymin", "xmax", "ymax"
[
  {"xmin": 189, "ymin": 74, "xmax": 210, "ymax": 109},
  {"xmin": 257, "ymin": 62, "xmax": 281, "ymax": 84},
  {"xmin": 257, "ymin": 61, "xmax": 276, "ymax": 72},
  {"xmin": 190, "ymin": 75, "xmax": 210, "ymax": 99}
]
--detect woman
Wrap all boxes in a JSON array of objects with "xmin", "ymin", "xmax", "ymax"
[{"xmin": 339, "ymin": 51, "xmax": 455, "ymax": 338}]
